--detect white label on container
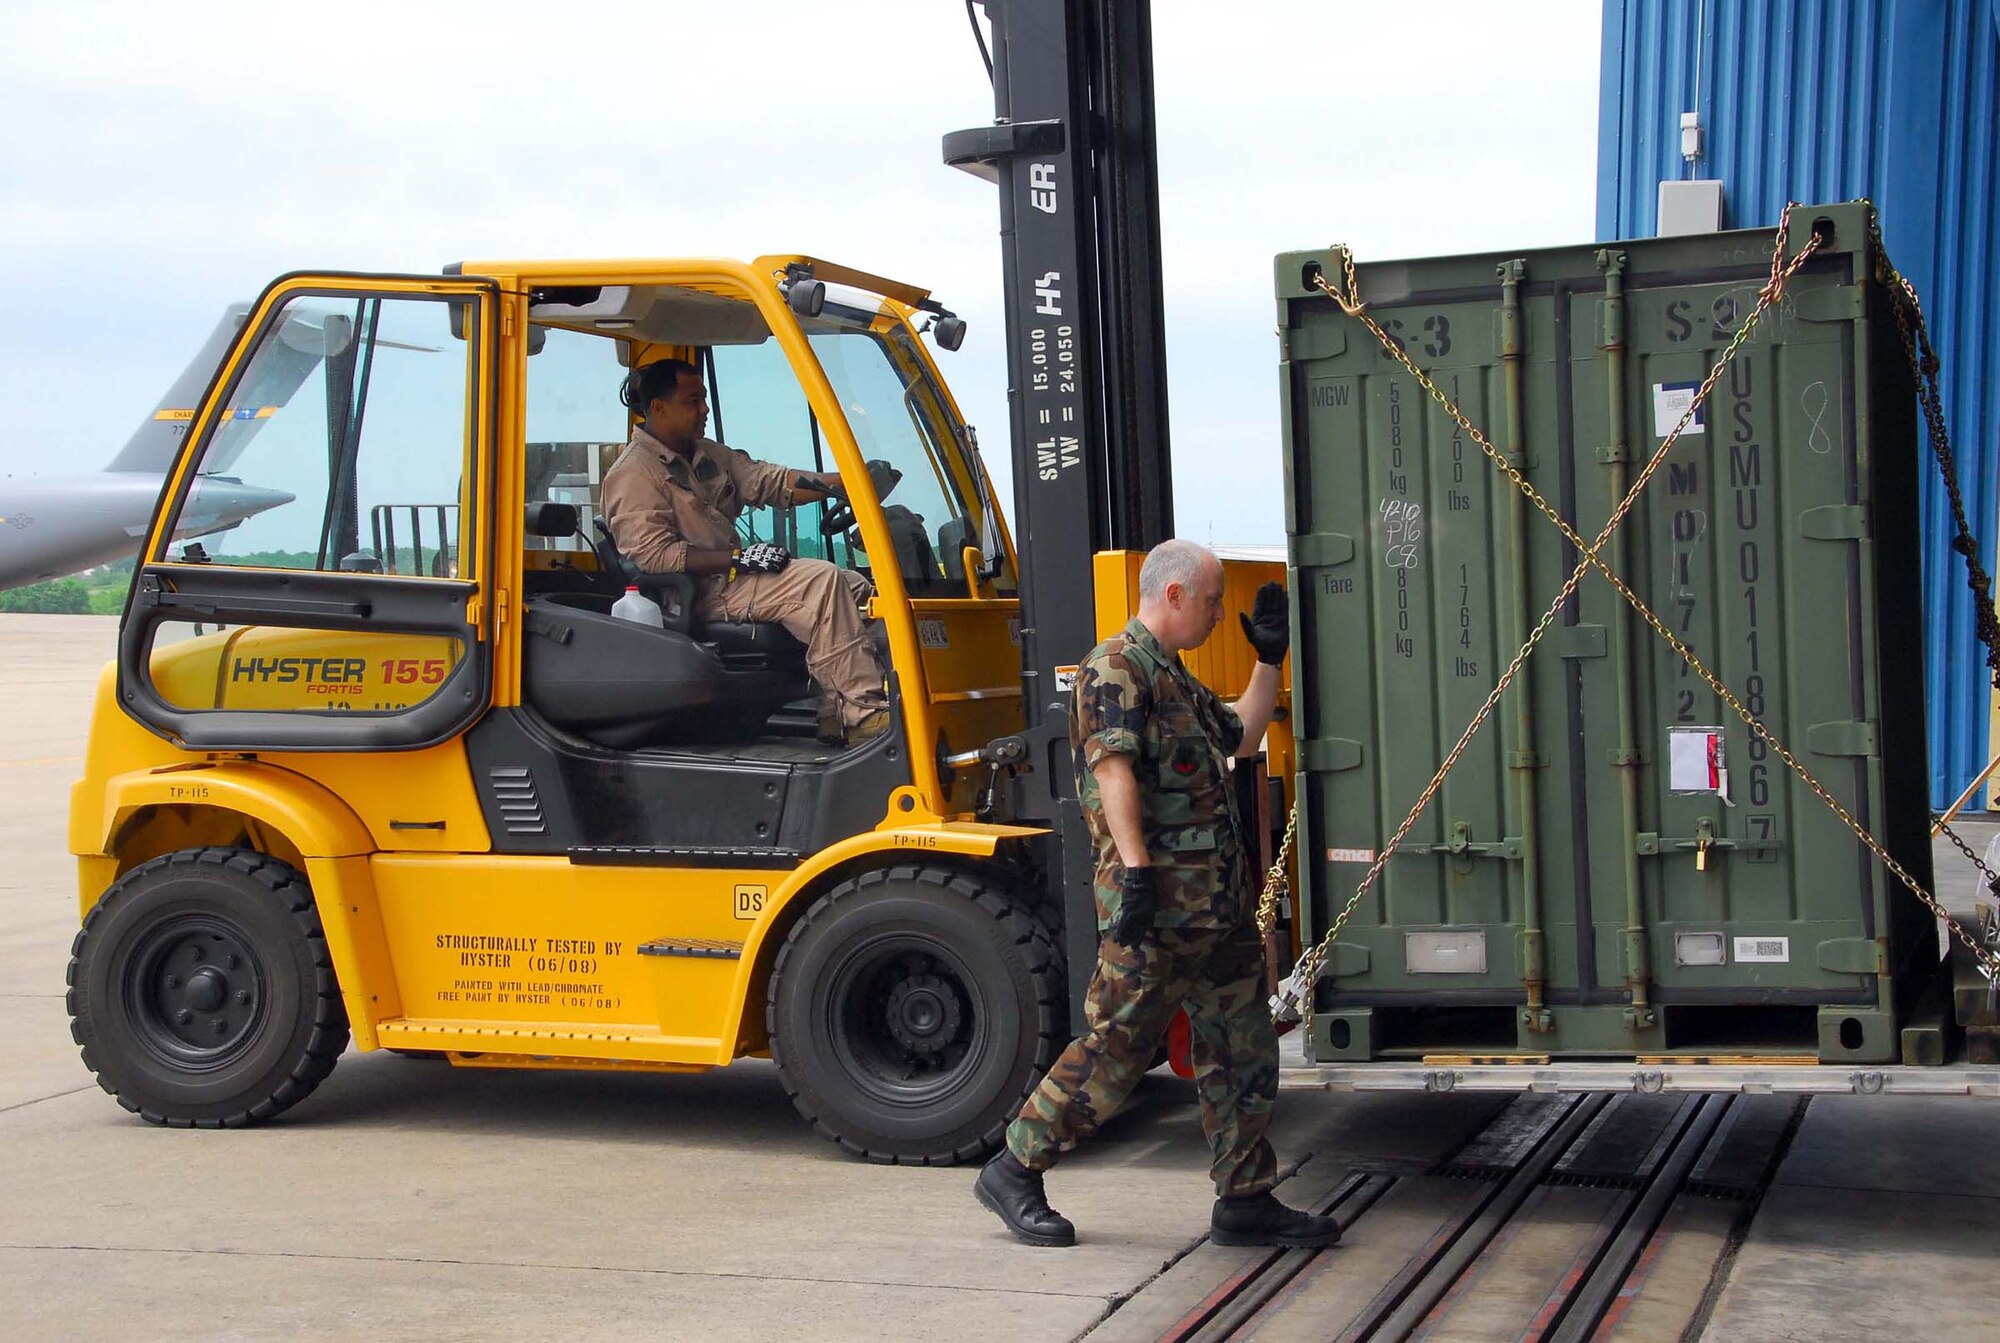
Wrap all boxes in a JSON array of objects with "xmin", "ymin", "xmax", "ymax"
[
  {"xmin": 1327, "ymin": 847, "xmax": 1376, "ymax": 864},
  {"xmin": 1652, "ymin": 381, "xmax": 1706, "ymax": 437},
  {"xmin": 1669, "ymin": 726, "xmax": 1728, "ymax": 795},
  {"xmin": 1734, "ymin": 935, "xmax": 1791, "ymax": 964}
]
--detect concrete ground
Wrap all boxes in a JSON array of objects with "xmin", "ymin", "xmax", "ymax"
[
  {"xmin": 1699, "ymin": 815, "xmax": 2000, "ymax": 1342},
  {"xmin": 3, "ymin": 613, "xmax": 1996, "ymax": 1341},
  {"xmin": 0, "ymin": 615, "xmax": 1475, "ymax": 1342}
]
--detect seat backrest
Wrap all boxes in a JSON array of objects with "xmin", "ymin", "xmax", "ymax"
[
  {"xmin": 589, "ymin": 516, "xmax": 632, "ymax": 586},
  {"xmin": 587, "ymin": 518, "xmax": 808, "ymax": 662}
]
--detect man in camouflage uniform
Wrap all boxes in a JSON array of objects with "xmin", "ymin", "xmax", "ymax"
[{"xmin": 974, "ymin": 539, "xmax": 1342, "ymax": 1249}]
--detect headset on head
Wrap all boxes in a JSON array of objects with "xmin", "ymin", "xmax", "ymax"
[{"xmin": 619, "ymin": 359, "xmax": 700, "ymax": 414}]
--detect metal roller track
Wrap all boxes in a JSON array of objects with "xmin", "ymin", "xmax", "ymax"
[
  {"xmin": 1092, "ymin": 1091, "xmax": 1806, "ymax": 1342},
  {"xmin": 1281, "ymin": 1061, "xmax": 2000, "ymax": 1098}
]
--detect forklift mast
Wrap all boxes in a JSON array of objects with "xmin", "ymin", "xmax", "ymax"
[{"xmin": 946, "ymin": 0, "xmax": 1174, "ymax": 979}]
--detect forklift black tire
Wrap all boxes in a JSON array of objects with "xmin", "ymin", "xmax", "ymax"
[
  {"xmin": 67, "ymin": 847, "xmax": 350, "ymax": 1128},
  {"xmin": 767, "ymin": 865, "xmax": 1065, "ymax": 1166}
]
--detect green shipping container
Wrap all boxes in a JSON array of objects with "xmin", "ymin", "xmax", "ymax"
[{"xmin": 1276, "ymin": 202, "xmax": 1937, "ymax": 1065}]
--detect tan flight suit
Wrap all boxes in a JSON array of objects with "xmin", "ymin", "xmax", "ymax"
[{"xmin": 600, "ymin": 427, "xmax": 885, "ymax": 728}]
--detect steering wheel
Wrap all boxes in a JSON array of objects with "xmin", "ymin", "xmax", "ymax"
[
  {"xmin": 816, "ymin": 458, "xmax": 903, "ymax": 538},
  {"xmin": 819, "ymin": 498, "xmax": 858, "ymax": 538}
]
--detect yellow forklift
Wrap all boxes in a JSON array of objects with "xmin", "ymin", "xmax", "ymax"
[{"xmin": 66, "ymin": 1, "xmax": 1288, "ymax": 1161}]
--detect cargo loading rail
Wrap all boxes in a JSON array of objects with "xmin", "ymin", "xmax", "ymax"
[{"xmin": 1281, "ymin": 1058, "xmax": 2000, "ymax": 1098}]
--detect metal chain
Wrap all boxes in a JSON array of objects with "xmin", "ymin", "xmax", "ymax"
[
  {"xmin": 1255, "ymin": 801, "xmax": 1299, "ymax": 944},
  {"xmin": 1935, "ymin": 820, "xmax": 2000, "ymax": 897},
  {"xmin": 1280, "ymin": 207, "xmax": 2000, "ymax": 1021},
  {"xmin": 1865, "ymin": 207, "xmax": 2000, "ymax": 697},
  {"xmin": 1860, "ymin": 203, "xmax": 2000, "ymax": 902}
]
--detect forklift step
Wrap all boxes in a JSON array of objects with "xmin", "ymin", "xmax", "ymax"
[
  {"xmin": 569, "ymin": 845, "xmax": 801, "ymax": 869},
  {"xmin": 638, "ymin": 938, "xmax": 744, "ymax": 960}
]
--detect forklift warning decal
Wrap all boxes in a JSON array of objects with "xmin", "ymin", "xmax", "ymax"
[{"xmin": 431, "ymin": 933, "xmax": 624, "ymax": 1012}]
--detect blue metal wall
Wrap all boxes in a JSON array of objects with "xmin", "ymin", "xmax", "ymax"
[{"xmin": 1598, "ymin": 0, "xmax": 2000, "ymax": 809}]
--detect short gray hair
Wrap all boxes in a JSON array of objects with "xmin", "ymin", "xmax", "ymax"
[{"xmin": 1138, "ymin": 539, "xmax": 1216, "ymax": 602}]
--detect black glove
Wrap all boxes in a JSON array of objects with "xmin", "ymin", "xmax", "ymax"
[
  {"xmin": 1239, "ymin": 580, "xmax": 1289, "ymax": 665},
  {"xmin": 735, "ymin": 541, "xmax": 791, "ymax": 575},
  {"xmin": 1110, "ymin": 865, "xmax": 1158, "ymax": 949}
]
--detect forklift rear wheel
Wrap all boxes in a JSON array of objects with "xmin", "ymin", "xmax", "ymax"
[
  {"xmin": 67, "ymin": 847, "xmax": 350, "ymax": 1127},
  {"xmin": 768, "ymin": 865, "xmax": 1065, "ymax": 1165}
]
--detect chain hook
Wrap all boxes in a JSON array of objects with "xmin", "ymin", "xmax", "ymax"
[{"xmin": 1312, "ymin": 245, "xmax": 1368, "ymax": 317}]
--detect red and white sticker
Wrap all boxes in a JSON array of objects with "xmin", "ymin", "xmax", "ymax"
[
  {"xmin": 1668, "ymin": 725, "xmax": 1730, "ymax": 800},
  {"xmin": 1327, "ymin": 847, "xmax": 1376, "ymax": 864}
]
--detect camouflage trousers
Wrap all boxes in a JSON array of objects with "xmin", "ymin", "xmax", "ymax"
[{"xmin": 1005, "ymin": 917, "xmax": 1279, "ymax": 1196}]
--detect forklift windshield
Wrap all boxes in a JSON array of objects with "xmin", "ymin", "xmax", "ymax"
[{"xmin": 801, "ymin": 296, "xmax": 1012, "ymax": 596}]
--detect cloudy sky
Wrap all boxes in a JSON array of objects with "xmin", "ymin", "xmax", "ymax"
[{"xmin": 0, "ymin": 0, "xmax": 1601, "ymax": 546}]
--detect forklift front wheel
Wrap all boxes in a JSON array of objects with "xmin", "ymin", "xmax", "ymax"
[
  {"xmin": 767, "ymin": 865, "xmax": 1065, "ymax": 1166},
  {"xmin": 67, "ymin": 847, "xmax": 350, "ymax": 1127}
]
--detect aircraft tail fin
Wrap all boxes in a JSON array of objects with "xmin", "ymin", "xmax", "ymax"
[{"xmin": 105, "ymin": 305, "xmax": 254, "ymax": 474}]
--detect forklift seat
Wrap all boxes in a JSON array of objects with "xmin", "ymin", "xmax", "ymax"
[
  {"xmin": 587, "ymin": 518, "xmax": 808, "ymax": 665},
  {"xmin": 521, "ymin": 590, "xmax": 808, "ymax": 748},
  {"xmin": 517, "ymin": 505, "xmax": 811, "ymax": 745}
]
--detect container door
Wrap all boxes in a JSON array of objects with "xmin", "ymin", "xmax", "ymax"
[
  {"xmin": 1565, "ymin": 251, "xmax": 1896, "ymax": 1050},
  {"xmin": 118, "ymin": 276, "xmax": 497, "ymax": 752},
  {"xmin": 1282, "ymin": 261, "xmax": 1587, "ymax": 1047}
]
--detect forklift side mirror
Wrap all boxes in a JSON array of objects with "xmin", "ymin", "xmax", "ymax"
[
  {"xmin": 786, "ymin": 279, "xmax": 826, "ymax": 318},
  {"xmin": 932, "ymin": 315, "xmax": 967, "ymax": 351}
]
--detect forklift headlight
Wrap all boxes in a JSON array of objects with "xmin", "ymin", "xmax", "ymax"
[{"xmin": 786, "ymin": 278, "xmax": 826, "ymax": 318}]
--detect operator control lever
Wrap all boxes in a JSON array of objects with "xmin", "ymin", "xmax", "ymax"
[{"xmin": 943, "ymin": 735, "xmax": 1029, "ymax": 821}]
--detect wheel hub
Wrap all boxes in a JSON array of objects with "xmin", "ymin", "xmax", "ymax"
[
  {"xmin": 185, "ymin": 966, "xmax": 228, "ymax": 1012},
  {"xmin": 127, "ymin": 919, "xmax": 265, "ymax": 1064},
  {"xmin": 885, "ymin": 972, "xmax": 963, "ymax": 1057}
]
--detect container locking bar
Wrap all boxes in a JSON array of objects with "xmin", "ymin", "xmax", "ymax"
[
  {"xmin": 1634, "ymin": 820, "xmax": 1783, "ymax": 858},
  {"xmin": 1402, "ymin": 821, "xmax": 1523, "ymax": 861}
]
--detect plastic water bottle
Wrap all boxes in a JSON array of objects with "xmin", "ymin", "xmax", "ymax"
[{"xmin": 611, "ymin": 585, "xmax": 664, "ymax": 628}]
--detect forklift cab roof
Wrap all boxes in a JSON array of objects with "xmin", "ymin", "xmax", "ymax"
[{"xmin": 443, "ymin": 254, "xmax": 941, "ymax": 349}]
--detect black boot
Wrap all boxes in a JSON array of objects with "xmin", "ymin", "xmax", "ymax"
[
  {"xmin": 1210, "ymin": 1191, "xmax": 1343, "ymax": 1248},
  {"xmin": 974, "ymin": 1151, "xmax": 1076, "ymax": 1247}
]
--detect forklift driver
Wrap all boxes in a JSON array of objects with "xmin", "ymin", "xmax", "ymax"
[{"xmin": 601, "ymin": 359, "xmax": 892, "ymax": 745}]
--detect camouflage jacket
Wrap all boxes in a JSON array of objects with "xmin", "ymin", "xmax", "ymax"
[{"xmin": 1071, "ymin": 617, "xmax": 1250, "ymax": 931}]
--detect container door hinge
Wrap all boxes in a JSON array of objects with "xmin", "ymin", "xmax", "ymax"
[
  {"xmin": 1594, "ymin": 444, "xmax": 1631, "ymax": 464},
  {"xmin": 1283, "ymin": 325, "xmax": 1348, "ymax": 362},
  {"xmin": 1322, "ymin": 941, "xmax": 1371, "ymax": 978},
  {"xmin": 1290, "ymin": 532, "xmax": 1356, "ymax": 570},
  {"xmin": 1301, "ymin": 737, "xmax": 1363, "ymax": 772},
  {"xmin": 1806, "ymin": 720, "xmax": 1878, "ymax": 757},
  {"xmin": 1793, "ymin": 285, "xmax": 1866, "ymax": 323},
  {"xmin": 1800, "ymin": 505, "xmax": 1868, "ymax": 541},
  {"xmin": 1816, "ymin": 937, "xmax": 1886, "ymax": 975},
  {"xmin": 1549, "ymin": 623, "xmax": 1607, "ymax": 659}
]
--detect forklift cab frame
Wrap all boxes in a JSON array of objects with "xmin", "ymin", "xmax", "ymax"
[{"xmin": 72, "ymin": 255, "xmax": 1069, "ymax": 1163}]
